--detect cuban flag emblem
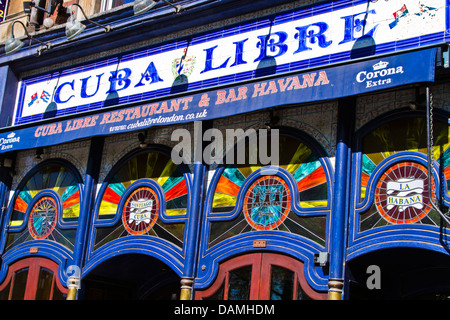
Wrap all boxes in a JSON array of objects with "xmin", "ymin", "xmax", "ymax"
[
  {"xmin": 389, "ymin": 4, "xmax": 409, "ymax": 29},
  {"xmin": 28, "ymin": 92, "xmax": 38, "ymax": 107},
  {"xmin": 40, "ymin": 90, "xmax": 50, "ymax": 103},
  {"xmin": 28, "ymin": 90, "xmax": 50, "ymax": 107}
]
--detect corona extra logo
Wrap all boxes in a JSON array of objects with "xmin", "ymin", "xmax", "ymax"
[
  {"xmin": 375, "ymin": 162, "xmax": 435, "ymax": 224},
  {"xmin": 372, "ymin": 61, "xmax": 389, "ymax": 70},
  {"xmin": 0, "ymin": 131, "xmax": 20, "ymax": 150}
]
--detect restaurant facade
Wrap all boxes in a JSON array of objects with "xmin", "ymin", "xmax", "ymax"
[{"xmin": 0, "ymin": 0, "xmax": 450, "ymax": 300}]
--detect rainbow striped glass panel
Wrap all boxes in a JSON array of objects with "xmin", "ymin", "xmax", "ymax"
[
  {"xmin": 208, "ymin": 134, "xmax": 328, "ymax": 248},
  {"xmin": 6, "ymin": 164, "xmax": 80, "ymax": 251},
  {"xmin": 94, "ymin": 151, "xmax": 188, "ymax": 250},
  {"xmin": 359, "ymin": 117, "xmax": 447, "ymax": 230},
  {"xmin": 212, "ymin": 135, "xmax": 328, "ymax": 213},
  {"xmin": 98, "ymin": 152, "xmax": 188, "ymax": 218}
]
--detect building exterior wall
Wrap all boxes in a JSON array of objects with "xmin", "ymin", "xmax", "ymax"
[{"xmin": 0, "ymin": 0, "xmax": 449, "ymax": 300}]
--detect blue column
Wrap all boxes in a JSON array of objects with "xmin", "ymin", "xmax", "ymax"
[
  {"xmin": 180, "ymin": 120, "xmax": 209, "ymax": 300},
  {"xmin": 67, "ymin": 137, "xmax": 104, "ymax": 300},
  {"xmin": 181, "ymin": 161, "xmax": 205, "ymax": 300},
  {"xmin": 0, "ymin": 160, "xmax": 13, "ymax": 257},
  {"xmin": 0, "ymin": 66, "xmax": 18, "ymax": 128},
  {"xmin": 328, "ymin": 97, "xmax": 355, "ymax": 300}
]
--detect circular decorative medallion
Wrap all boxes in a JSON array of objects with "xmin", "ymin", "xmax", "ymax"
[
  {"xmin": 122, "ymin": 186, "xmax": 159, "ymax": 235},
  {"xmin": 243, "ymin": 176, "xmax": 291, "ymax": 230},
  {"xmin": 28, "ymin": 196, "xmax": 58, "ymax": 240},
  {"xmin": 375, "ymin": 162, "xmax": 435, "ymax": 224}
]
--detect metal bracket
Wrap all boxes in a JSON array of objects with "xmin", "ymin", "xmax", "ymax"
[
  {"xmin": 443, "ymin": 45, "xmax": 450, "ymax": 69},
  {"xmin": 314, "ymin": 252, "xmax": 329, "ymax": 267}
]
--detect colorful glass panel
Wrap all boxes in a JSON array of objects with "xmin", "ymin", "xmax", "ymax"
[
  {"xmin": 6, "ymin": 164, "xmax": 80, "ymax": 252},
  {"xmin": 375, "ymin": 162, "xmax": 435, "ymax": 224},
  {"xmin": 359, "ymin": 116, "xmax": 448, "ymax": 231},
  {"xmin": 10, "ymin": 166, "xmax": 81, "ymax": 228},
  {"xmin": 122, "ymin": 186, "xmax": 159, "ymax": 235},
  {"xmin": 28, "ymin": 196, "xmax": 58, "ymax": 240},
  {"xmin": 98, "ymin": 152, "xmax": 188, "ymax": 218},
  {"xmin": 94, "ymin": 150, "xmax": 188, "ymax": 250},
  {"xmin": 208, "ymin": 134, "xmax": 328, "ymax": 248},
  {"xmin": 212, "ymin": 135, "xmax": 328, "ymax": 213},
  {"xmin": 243, "ymin": 176, "xmax": 291, "ymax": 231},
  {"xmin": 360, "ymin": 117, "xmax": 449, "ymax": 201}
]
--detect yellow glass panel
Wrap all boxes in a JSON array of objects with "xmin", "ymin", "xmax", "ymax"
[
  {"xmin": 286, "ymin": 143, "xmax": 312, "ymax": 174},
  {"xmin": 145, "ymin": 152, "xmax": 159, "ymax": 178},
  {"xmin": 237, "ymin": 166, "xmax": 252, "ymax": 179},
  {"xmin": 28, "ymin": 189, "xmax": 39, "ymax": 199},
  {"xmin": 63, "ymin": 203, "xmax": 80, "ymax": 218},
  {"xmin": 299, "ymin": 200, "xmax": 327, "ymax": 208},
  {"xmin": 212, "ymin": 192, "xmax": 237, "ymax": 208},
  {"xmin": 360, "ymin": 187, "xmax": 367, "ymax": 200},
  {"xmin": 99, "ymin": 200, "xmax": 118, "ymax": 215},
  {"xmin": 166, "ymin": 209, "xmax": 187, "ymax": 216},
  {"xmin": 157, "ymin": 160, "xmax": 177, "ymax": 187},
  {"xmin": 9, "ymin": 220, "xmax": 23, "ymax": 227}
]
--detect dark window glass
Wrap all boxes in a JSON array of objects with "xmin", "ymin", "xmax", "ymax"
[
  {"xmin": 11, "ymin": 268, "xmax": 28, "ymax": 300},
  {"xmin": 270, "ymin": 265, "xmax": 294, "ymax": 300},
  {"xmin": 0, "ymin": 282, "xmax": 11, "ymax": 300},
  {"xmin": 35, "ymin": 268, "xmax": 53, "ymax": 300},
  {"xmin": 228, "ymin": 266, "xmax": 252, "ymax": 300}
]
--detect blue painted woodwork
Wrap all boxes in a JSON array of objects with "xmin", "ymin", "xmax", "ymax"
[{"xmin": 83, "ymin": 145, "xmax": 192, "ymax": 279}]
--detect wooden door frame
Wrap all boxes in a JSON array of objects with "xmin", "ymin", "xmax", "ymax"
[
  {"xmin": 194, "ymin": 252, "xmax": 327, "ymax": 300},
  {"xmin": 195, "ymin": 253, "xmax": 262, "ymax": 300},
  {"xmin": 0, "ymin": 257, "xmax": 68, "ymax": 300}
]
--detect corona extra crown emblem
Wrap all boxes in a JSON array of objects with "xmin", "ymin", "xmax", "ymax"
[{"xmin": 373, "ymin": 61, "xmax": 389, "ymax": 70}]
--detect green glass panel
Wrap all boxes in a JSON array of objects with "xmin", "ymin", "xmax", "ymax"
[
  {"xmin": 60, "ymin": 184, "xmax": 78, "ymax": 201},
  {"xmin": 222, "ymin": 167, "xmax": 246, "ymax": 187},
  {"xmin": 18, "ymin": 189, "xmax": 32, "ymax": 205},
  {"xmin": 109, "ymin": 175, "xmax": 126, "ymax": 196},
  {"xmin": 292, "ymin": 158, "xmax": 321, "ymax": 182},
  {"xmin": 362, "ymin": 154, "xmax": 376, "ymax": 176}
]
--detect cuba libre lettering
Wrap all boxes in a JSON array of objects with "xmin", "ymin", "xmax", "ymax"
[
  {"xmin": 34, "ymin": 116, "xmax": 99, "ymax": 137},
  {"xmin": 53, "ymin": 63, "xmax": 163, "ymax": 104},
  {"xmin": 50, "ymin": 10, "xmax": 376, "ymax": 106}
]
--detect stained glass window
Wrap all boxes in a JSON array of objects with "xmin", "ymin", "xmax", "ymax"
[
  {"xmin": 212, "ymin": 135, "xmax": 329, "ymax": 212},
  {"xmin": 5, "ymin": 163, "xmax": 81, "ymax": 252},
  {"xmin": 359, "ymin": 116, "xmax": 448, "ymax": 231},
  {"xmin": 94, "ymin": 150, "xmax": 188, "ymax": 250},
  {"xmin": 208, "ymin": 133, "xmax": 329, "ymax": 248}
]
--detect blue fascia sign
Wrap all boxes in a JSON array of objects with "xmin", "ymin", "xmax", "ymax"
[{"xmin": 0, "ymin": 47, "xmax": 437, "ymax": 153}]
